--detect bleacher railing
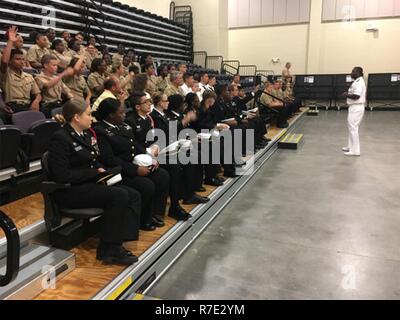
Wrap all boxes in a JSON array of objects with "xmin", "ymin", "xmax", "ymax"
[
  {"xmin": 193, "ymin": 51, "xmax": 207, "ymax": 68},
  {"xmin": 222, "ymin": 60, "xmax": 240, "ymax": 75},
  {"xmin": 239, "ymin": 65, "xmax": 257, "ymax": 76},
  {"xmin": 206, "ymin": 56, "xmax": 224, "ymax": 73},
  {"xmin": 0, "ymin": 210, "xmax": 20, "ymax": 287}
]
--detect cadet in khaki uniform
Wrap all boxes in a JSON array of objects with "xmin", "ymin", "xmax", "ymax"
[
  {"xmin": 13, "ymin": 34, "xmax": 30, "ymax": 68},
  {"xmin": 0, "ymin": 26, "xmax": 42, "ymax": 120},
  {"xmin": 84, "ymin": 44, "xmax": 103, "ymax": 70},
  {"xmin": 63, "ymin": 55, "xmax": 91, "ymax": 107},
  {"xmin": 26, "ymin": 33, "xmax": 50, "ymax": 70},
  {"xmin": 111, "ymin": 62, "xmax": 134, "ymax": 97},
  {"xmin": 260, "ymin": 82, "xmax": 289, "ymax": 128},
  {"xmin": 112, "ymin": 44, "xmax": 125, "ymax": 65},
  {"xmin": 273, "ymin": 80, "xmax": 297, "ymax": 116},
  {"xmin": 36, "ymin": 54, "xmax": 74, "ymax": 117},
  {"xmin": 51, "ymin": 39, "xmax": 71, "ymax": 71},
  {"xmin": 87, "ymin": 58, "xmax": 108, "ymax": 101},
  {"xmin": 45, "ymin": 28, "xmax": 56, "ymax": 49},
  {"xmin": 144, "ymin": 63, "xmax": 158, "ymax": 96},
  {"xmin": 164, "ymin": 71, "xmax": 185, "ymax": 97},
  {"xmin": 156, "ymin": 65, "xmax": 169, "ymax": 93},
  {"xmin": 121, "ymin": 55, "xmax": 131, "ymax": 77},
  {"xmin": 61, "ymin": 31, "xmax": 71, "ymax": 49},
  {"xmin": 282, "ymin": 62, "xmax": 292, "ymax": 83}
]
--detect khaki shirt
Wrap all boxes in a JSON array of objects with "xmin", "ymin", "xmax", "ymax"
[
  {"xmin": 157, "ymin": 76, "xmax": 168, "ymax": 93},
  {"xmin": 84, "ymin": 50, "xmax": 103, "ymax": 70},
  {"xmin": 26, "ymin": 45, "xmax": 50, "ymax": 66},
  {"xmin": 63, "ymin": 74, "xmax": 89, "ymax": 105},
  {"xmin": 106, "ymin": 65, "xmax": 113, "ymax": 75},
  {"xmin": 36, "ymin": 73, "xmax": 73, "ymax": 103},
  {"xmin": 112, "ymin": 53, "xmax": 124, "ymax": 65},
  {"xmin": 272, "ymin": 89, "xmax": 285, "ymax": 100},
  {"xmin": 0, "ymin": 67, "xmax": 40, "ymax": 104},
  {"xmin": 147, "ymin": 75, "xmax": 158, "ymax": 96},
  {"xmin": 260, "ymin": 92, "xmax": 275, "ymax": 107},
  {"xmin": 61, "ymin": 39, "xmax": 69, "ymax": 49},
  {"xmin": 87, "ymin": 72, "xmax": 106, "ymax": 98},
  {"xmin": 51, "ymin": 50, "xmax": 71, "ymax": 70},
  {"xmin": 164, "ymin": 84, "xmax": 184, "ymax": 97},
  {"xmin": 282, "ymin": 68, "xmax": 291, "ymax": 80},
  {"xmin": 283, "ymin": 86, "xmax": 293, "ymax": 99}
]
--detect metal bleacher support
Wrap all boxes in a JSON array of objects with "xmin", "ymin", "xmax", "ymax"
[
  {"xmin": 170, "ymin": 2, "xmax": 193, "ymax": 62},
  {"xmin": 83, "ymin": 0, "xmax": 106, "ymax": 44}
]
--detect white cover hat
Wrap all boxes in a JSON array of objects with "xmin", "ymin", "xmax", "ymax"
[{"xmin": 133, "ymin": 154, "xmax": 153, "ymax": 167}]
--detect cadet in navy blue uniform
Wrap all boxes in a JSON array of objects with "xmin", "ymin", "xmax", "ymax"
[
  {"xmin": 151, "ymin": 93, "xmax": 209, "ymax": 204},
  {"xmin": 190, "ymin": 90, "xmax": 229, "ymax": 186},
  {"xmin": 125, "ymin": 91, "xmax": 192, "ymax": 221},
  {"xmin": 48, "ymin": 101, "xmax": 141, "ymax": 265},
  {"xmin": 93, "ymin": 98, "xmax": 170, "ymax": 230}
]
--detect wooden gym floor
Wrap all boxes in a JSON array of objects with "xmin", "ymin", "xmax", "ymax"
[{"xmin": 0, "ymin": 108, "xmax": 307, "ymax": 300}]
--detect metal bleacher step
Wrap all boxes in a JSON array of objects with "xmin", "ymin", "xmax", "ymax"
[
  {"xmin": 278, "ymin": 133, "xmax": 304, "ymax": 150},
  {"xmin": 0, "ymin": 243, "xmax": 75, "ymax": 300}
]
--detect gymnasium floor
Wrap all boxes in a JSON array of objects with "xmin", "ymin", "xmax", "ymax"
[{"xmin": 149, "ymin": 110, "xmax": 400, "ymax": 300}]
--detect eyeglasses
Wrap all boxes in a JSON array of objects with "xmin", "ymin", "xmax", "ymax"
[
  {"xmin": 140, "ymin": 99, "xmax": 152, "ymax": 105},
  {"xmin": 161, "ymin": 100, "xmax": 169, "ymax": 102}
]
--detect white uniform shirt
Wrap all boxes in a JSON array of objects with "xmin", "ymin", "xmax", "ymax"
[
  {"xmin": 347, "ymin": 77, "xmax": 366, "ymax": 105},
  {"xmin": 180, "ymin": 83, "xmax": 192, "ymax": 96}
]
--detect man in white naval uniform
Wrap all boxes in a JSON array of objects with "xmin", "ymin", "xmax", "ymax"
[{"xmin": 342, "ymin": 67, "xmax": 366, "ymax": 157}]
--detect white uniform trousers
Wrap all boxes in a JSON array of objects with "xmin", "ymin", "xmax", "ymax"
[{"xmin": 347, "ymin": 104, "xmax": 365, "ymax": 155}]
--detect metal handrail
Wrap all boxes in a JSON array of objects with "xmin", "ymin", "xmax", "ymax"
[
  {"xmin": 206, "ymin": 55, "xmax": 224, "ymax": 73},
  {"xmin": 0, "ymin": 210, "xmax": 20, "ymax": 287}
]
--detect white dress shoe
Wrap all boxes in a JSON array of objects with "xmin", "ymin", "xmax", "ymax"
[
  {"xmin": 344, "ymin": 152, "xmax": 360, "ymax": 157},
  {"xmin": 342, "ymin": 147, "xmax": 350, "ymax": 152}
]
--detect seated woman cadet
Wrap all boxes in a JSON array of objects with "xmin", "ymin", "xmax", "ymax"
[
  {"xmin": 48, "ymin": 101, "xmax": 141, "ymax": 265},
  {"xmin": 87, "ymin": 58, "xmax": 108, "ymax": 102},
  {"xmin": 190, "ymin": 90, "xmax": 230, "ymax": 187},
  {"xmin": 125, "ymin": 91, "xmax": 191, "ymax": 222},
  {"xmin": 151, "ymin": 93, "xmax": 209, "ymax": 204},
  {"xmin": 93, "ymin": 98, "xmax": 170, "ymax": 230}
]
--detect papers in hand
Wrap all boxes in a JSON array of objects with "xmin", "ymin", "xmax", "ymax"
[
  {"xmin": 242, "ymin": 107, "xmax": 258, "ymax": 115},
  {"xmin": 198, "ymin": 133, "xmax": 212, "ymax": 141},
  {"xmin": 221, "ymin": 118, "xmax": 235, "ymax": 123},
  {"xmin": 96, "ymin": 172, "xmax": 122, "ymax": 186}
]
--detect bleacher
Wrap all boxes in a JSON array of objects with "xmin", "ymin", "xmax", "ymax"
[{"xmin": 0, "ymin": 0, "xmax": 192, "ymax": 62}]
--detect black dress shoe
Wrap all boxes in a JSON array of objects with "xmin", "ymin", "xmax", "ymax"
[
  {"xmin": 216, "ymin": 176, "xmax": 226, "ymax": 182},
  {"xmin": 183, "ymin": 194, "xmax": 210, "ymax": 205},
  {"xmin": 168, "ymin": 206, "xmax": 192, "ymax": 221},
  {"xmin": 195, "ymin": 186, "xmax": 206, "ymax": 192},
  {"xmin": 224, "ymin": 171, "xmax": 238, "ymax": 178},
  {"xmin": 204, "ymin": 178, "xmax": 223, "ymax": 187},
  {"xmin": 140, "ymin": 223, "xmax": 157, "ymax": 231},
  {"xmin": 278, "ymin": 122, "xmax": 289, "ymax": 128},
  {"xmin": 152, "ymin": 217, "xmax": 165, "ymax": 228},
  {"xmin": 97, "ymin": 246, "xmax": 139, "ymax": 265}
]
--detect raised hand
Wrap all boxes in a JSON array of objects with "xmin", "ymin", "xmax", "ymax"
[{"xmin": 7, "ymin": 26, "xmax": 19, "ymax": 43}]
